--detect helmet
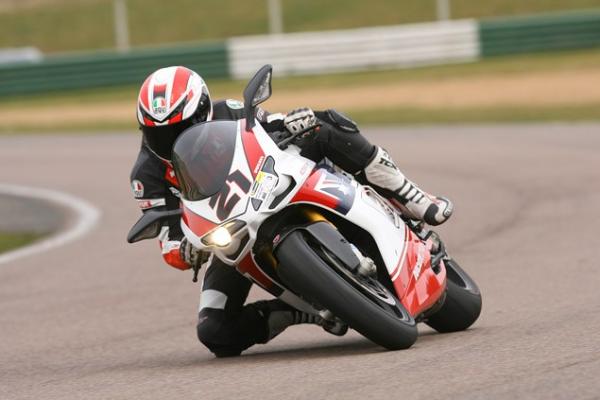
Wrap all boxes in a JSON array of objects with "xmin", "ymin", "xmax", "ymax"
[{"xmin": 137, "ymin": 66, "xmax": 212, "ymax": 160}]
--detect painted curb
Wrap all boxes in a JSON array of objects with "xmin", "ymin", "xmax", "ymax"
[{"xmin": 0, "ymin": 184, "xmax": 101, "ymax": 265}]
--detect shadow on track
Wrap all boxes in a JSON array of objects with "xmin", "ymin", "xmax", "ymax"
[
  {"xmin": 67, "ymin": 337, "xmax": 383, "ymax": 378},
  {"xmin": 115, "ymin": 329, "xmax": 485, "ymax": 373},
  {"xmin": 25, "ymin": 327, "xmax": 486, "ymax": 386},
  {"xmin": 211, "ymin": 337, "xmax": 383, "ymax": 365}
]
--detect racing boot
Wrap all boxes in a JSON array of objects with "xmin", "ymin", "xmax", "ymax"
[
  {"xmin": 255, "ymin": 300, "xmax": 348, "ymax": 341},
  {"xmin": 363, "ymin": 146, "xmax": 453, "ymax": 226}
]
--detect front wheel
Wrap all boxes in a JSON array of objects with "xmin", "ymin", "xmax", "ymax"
[
  {"xmin": 275, "ymin": 230, "xmax": 417, "ymax": 350},
  {"xmin": 426, "ymin": 258, "xmax": 482, "ymax": 333}
]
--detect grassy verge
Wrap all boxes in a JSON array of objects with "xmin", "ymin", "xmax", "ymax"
[
  {"xmin": 0, "ymin": 232, "xmax": 40, "ymax": 254},
  {"xmin": 2, "ymin": 49, "xmax": 600, "ymax": 131},
  {"xmin": 6, "ymin": 48, "xmax": 600, "ymax": 107},
  {"xmin": 4, "ymin": 104, "xmax": 599, "ymax": 133}
]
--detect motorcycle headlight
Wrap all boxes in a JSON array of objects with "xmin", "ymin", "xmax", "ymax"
[
  {"xmin": 206, "ymin": 227, "xmax": 232, "ymax": 247},
  {"xmin": 201, "ymin": 220, "xmax": 246, "ymax": 247}
]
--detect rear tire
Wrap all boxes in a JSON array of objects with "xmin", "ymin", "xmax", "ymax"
[
  {"xmin": 426, "ymin": 259, "xmax": 482, "ymax": 333},
  {"xmin": 275, "ymin": 230, "xmax": 417, "ymax": 350}
]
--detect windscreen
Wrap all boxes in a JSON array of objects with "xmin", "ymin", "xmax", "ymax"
[{"xmin": 172, "ymin": 120, "xmax": 238, "ymax": 201}]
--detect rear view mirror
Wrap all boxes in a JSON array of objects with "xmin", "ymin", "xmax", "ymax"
[
  {"xmin": 243, "ymin": 64, "xmax": 273, "ymax": 130},
  {"xmin": 127, "ymin": 209, "xmax": 182, "ymax": 243},
  {"xmin": 250, "ymin": 70, "xmax": 272, "ymax": 107}
]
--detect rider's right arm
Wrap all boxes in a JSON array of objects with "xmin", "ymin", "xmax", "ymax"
[{"xmin": 130, "ymin": 147, "xmax": 189, "ymax": 271}]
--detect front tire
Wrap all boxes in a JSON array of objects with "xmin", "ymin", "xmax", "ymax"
[
  {"xmin": 426, "ymin": 259, "xmax": 482, "ymax": 333},
  {"xmin": 275, "ymin": 230, "xmax": 417, "ymax": 350}
]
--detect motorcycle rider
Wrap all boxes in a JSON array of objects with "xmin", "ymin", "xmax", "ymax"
[{"xmin": 130, "ymin": 66, "xmax": 453, "ymax": 357}]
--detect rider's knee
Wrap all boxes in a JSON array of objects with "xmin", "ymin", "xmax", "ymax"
[
  {"xmin": 196, "ymin": 309, "xmax": 244, "ymax": 358},
  {"xmin": 316, "ymin": 110, "xmax": 376, "ymax": 173}
]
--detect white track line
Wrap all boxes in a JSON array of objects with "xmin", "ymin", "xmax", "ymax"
[{"xmin": 0, "ymin": 184, "xmax": 101, "ymax": 265}]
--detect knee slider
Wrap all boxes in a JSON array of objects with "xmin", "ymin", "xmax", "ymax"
[
  {"xmin": 196, "ymin": 310, "xmax": 243, "ymax": 357},
  {"xmin": 196, "ymin": 310, "xmax": 221, "ymax": 346}
]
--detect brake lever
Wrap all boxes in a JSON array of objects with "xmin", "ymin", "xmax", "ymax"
[{"xmin": 192, "ymin": 264, "xmax": 201, "ymax": 283}]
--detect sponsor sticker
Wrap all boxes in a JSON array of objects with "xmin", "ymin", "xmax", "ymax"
[
  {"xmin": 152, "ymin": 97, "xmax": 168, "ymax": 116},
  {"xmin": 299, "ymin": 161, "xmax": 311, "ymax": 175},
  {"xmin": 253, "ymin": 155, "xmax": 265, "ymax": 175},
  {"xmin": 131, "ymin": 180, "xmax": 144, "ymax": 198},
  {"xmin": 412, "ymin": 245, "xmax": 426, "ymax": 280},
  {"xmin": 250, "ymin": 171, "xmax": 277, "ymax": 202},
  {"xmin": 226, "ymin": 99, "xmax": 244, "ymax": 110},
  {"xmin": 136, "ymin": 198, "xmax": 166, "ymax": 210}
]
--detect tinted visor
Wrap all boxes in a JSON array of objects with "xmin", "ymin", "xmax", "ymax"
[
  {"xmin": 142, "ymin": 118, "xmax": 193, "ymax": 160},
  {"xmin": 172, "ymin": 120, "xmax": 238, "ymax": 201}
]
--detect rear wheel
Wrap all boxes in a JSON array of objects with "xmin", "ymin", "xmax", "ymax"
[
  {"xmin": 426, "ymin": 259, "xmax": 482, "ymax": 333},
  {"xmin": 275, "ymin": 229, "xmax": 417, "ymax": 350}
]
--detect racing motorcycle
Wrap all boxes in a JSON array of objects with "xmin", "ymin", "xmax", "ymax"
[{"xmin": 128, "ymin": 65, "xmax": 482, "ymax": 350}]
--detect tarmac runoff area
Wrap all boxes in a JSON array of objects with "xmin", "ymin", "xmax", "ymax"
[
  {"xmin": 0, "ymin": 191, "xmax": 65, "ymax": 234},
  {"xmin": 0, "ymin": 124, "xmax": 599, "ymax": 400}
]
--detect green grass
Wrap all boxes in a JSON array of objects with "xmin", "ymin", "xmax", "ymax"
[
  {"xmin": 0, "ymin": 1, "xmax": 115, "ymax": 53},
  {"xmin": 0, "ymin": 232, "xmax": 40, "ymax": 253},
  {"xmin": 5, "ymin": 48, "xmax": 600, "ymax": 107},
  {"xmin": 1, "ymin": 0, "xmax": 600, "ymax": 53}
]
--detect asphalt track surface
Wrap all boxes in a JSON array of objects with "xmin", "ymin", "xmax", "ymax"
[{"xmin": 1, "ymin": 124, "xmax": 599, "ymax": 400}]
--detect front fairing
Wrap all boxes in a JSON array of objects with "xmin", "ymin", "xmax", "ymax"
[
  {"xmin": 172, "ymin": 120, "xmax": 238, "ymax": 202},
  {"xmin": 176, "ymin": 119, "xmax": 315, "ymax": 265}
]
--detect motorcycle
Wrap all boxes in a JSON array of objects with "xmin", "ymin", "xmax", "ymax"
[{"xmin": 127, "ymin": 65, "xmax": 482, "ymax": 350}]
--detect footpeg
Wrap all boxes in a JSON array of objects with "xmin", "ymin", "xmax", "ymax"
[{"xmin": 319, "ymin": 310, "xmax": 348, "ymax": 336}]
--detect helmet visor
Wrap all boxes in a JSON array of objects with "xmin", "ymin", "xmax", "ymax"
[{"xmin": 142, "ymin": 118, "xmax": 193, "ymax": 160}]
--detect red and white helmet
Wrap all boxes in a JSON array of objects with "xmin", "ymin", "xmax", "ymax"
[{"xmin": 137, "ymin": 66, "xmax": 212, "ymax": 160}]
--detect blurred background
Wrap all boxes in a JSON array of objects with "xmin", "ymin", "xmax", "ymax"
[
  {"xmin": 2, "ymin": 3, "xmax": 600, "ymax": 397},
  {"xmin": 0, "ymin": 0, "xmax": 599, "ymax": 135}
]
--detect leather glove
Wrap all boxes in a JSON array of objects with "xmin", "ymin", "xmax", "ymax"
[
  {"xmin": 179, "ymin": 238, "xmax": 208, "ymax": 270},
  {"xmin": 284, "ymin": 107, "xmax": 318, "ymax": 136}
]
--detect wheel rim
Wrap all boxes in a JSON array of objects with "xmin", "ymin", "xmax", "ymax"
[{"xmin": 317, "ymin": 244, "xmax": 413, "ymax": 322}]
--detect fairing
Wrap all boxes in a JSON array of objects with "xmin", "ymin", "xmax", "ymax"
[
  {"xmin": 178, "ymin": 119, "xmax": 317, "ymax": 312},
  {"xmin": 290, "ymin": 168, "xmax": 446, "ymax": 316},
  {"xmin": 177, "ymin": 118, "xmax": 446, "ymax": 317}
]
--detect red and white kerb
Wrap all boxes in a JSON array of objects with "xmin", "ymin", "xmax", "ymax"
[{"xmin": 137, "ymin": 66, "xmax": 212, "ymax": 127}]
